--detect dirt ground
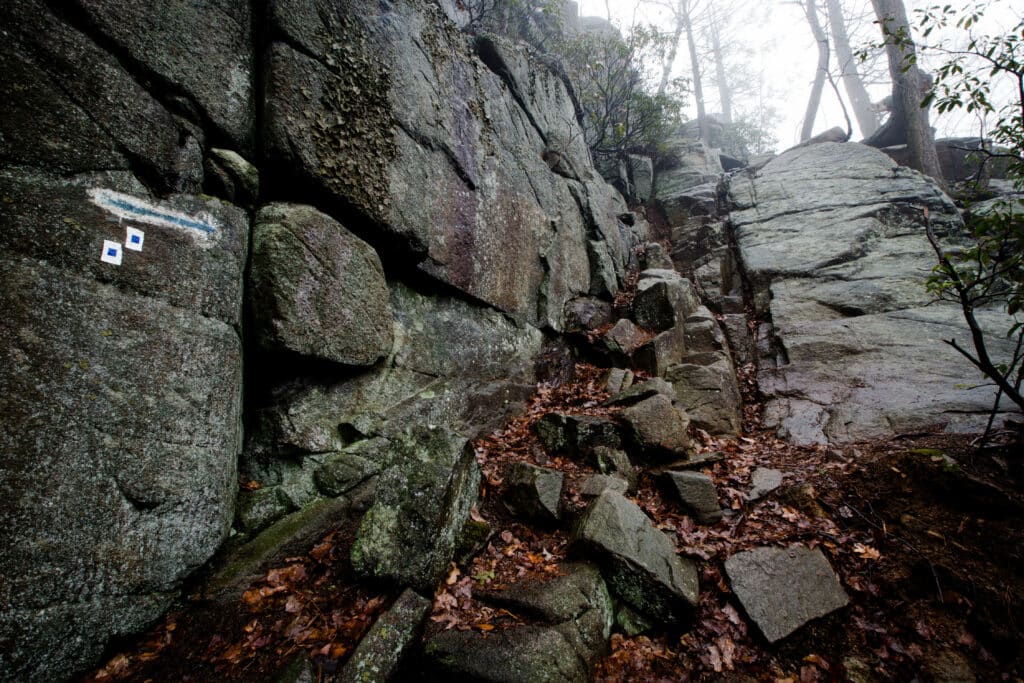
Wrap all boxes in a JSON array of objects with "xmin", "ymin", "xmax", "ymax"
[{"xmin": 84, "ymin": 363, "xmax": 1024, "ymax": 683}]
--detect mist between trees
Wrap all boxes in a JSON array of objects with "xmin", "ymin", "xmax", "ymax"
[{"xmin": 465, "ymin": 0, "xmax": 1020, "ymax": 164}]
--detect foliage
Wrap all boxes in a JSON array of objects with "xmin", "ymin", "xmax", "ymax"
[
  {"xmin": 555, "ymin": 22, "xmax": 688, "ymax": 165},
  {"xmin": 916, "ymin": 2, "xmax": 1024, "ymax": 414},
  {"xmin": 462, "ymin": 0, "xmax": 566, "ymax": 49},
  {"xmin": 717, "ymin": 111, "xmax": 780, "ymax": 159}
]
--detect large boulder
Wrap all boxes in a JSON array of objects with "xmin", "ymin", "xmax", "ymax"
[
  {"xmin": 263, "ymin": 0, "xmax": 623, "ymax": 330},
  {"xmin": 730, "ymin": 142, "xmax": 1020, "ymax": 444},
  {"xmin": 572, "ymin": 491, "xmax": 698, "ymax": 623},
  {"xmin": 0, "ymin": 171, "xmax": 248, "ymax": 680},
  {"xmin": 350, "ymin": 427, "xmax": 480, "ymax": 591},
  {"xmin": 250, "ymin": 203, "xmax": 393, "ymax": 366}
]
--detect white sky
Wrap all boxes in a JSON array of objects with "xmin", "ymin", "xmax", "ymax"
[{"xmin": 576, "ymin": 0, "xmax": 1023, "ymax": 151}]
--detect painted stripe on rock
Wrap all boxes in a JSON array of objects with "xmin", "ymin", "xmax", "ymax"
[{"xmin": 88, "ymin": 188, "xmax": 219, "ymax": 235}]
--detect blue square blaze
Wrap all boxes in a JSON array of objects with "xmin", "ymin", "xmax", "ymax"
[{"xmin": 107, "ymin": 247, "xmax": 118, "ymax": 257}]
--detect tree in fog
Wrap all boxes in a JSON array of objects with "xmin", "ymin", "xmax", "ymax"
[{"xmin": 869, "ymin": 0, "xmax": 943, "ymax": 180}]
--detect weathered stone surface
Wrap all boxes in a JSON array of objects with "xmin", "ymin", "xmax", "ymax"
[
  {"xmin": 564, "ymin": 297, "xmax": 613, "ymax": 332},
  {"xmin": 535, "ymin": 413, "xmax": 621, "ymax": 458},
  {"xmin": 425, "ymin": 563, "xmax": 613, "ymax": 683},
  {"xmin": 631, "ymin": 326, "xmax": 687, "ymax": 377},
  {"xmin": 505, "ymin": 463, "xmax": 563, "ymax": 521},
  {"xmin": 71, "ymin": 0, "xmax": 254, "ymax": 151},
  {"xmin": 1, "ymin": 1, "xmax": 205, "ymax": 194},
  {"xmin": 600, "ymin": 367, "xmax": 635, "ymax": 395},
  {"xmin": 725, "ymin": 545, "xmax": 849, "ymax": 642},
  {"xmin": 602, "ymin": 318, "xmax": 650, "ymax": 357},
  {"xmin": 579, "ymin": 474, "xmax": 630, "ymax": 497},
  {"xmin": 748, "ymin": 468, "xmax": 784, "ymax": 501},
  {"xmin": 664, "ymin": 471, "xmax": 722, "ymax": 524},
  {"xmin": 683, "ymin": 307, "xmax": 726, "ymax": 353},
  {"xmin": 620, "ymin": 394, "xmax": 691, "ymax": 457},
  {"xmin": 251, "ymin": 204, "xmax": 393, "ymax": 366},
  {"xmin": 634, "ymin": 272, "xmax": 701, "ymax": 332},
  {"xmin": 313, "ymin": 451, "xmax": 382, "ymax": 498},
  {"xmin": 573, "ymin": 491, "xmax": 699, "ymax": 623},
  {"xmin": 628, "ymin": 155, "xmax": 655, "ymax": 202},
  {"xmin": 247, "ymin": 282, "xmax": 541, "ymax": 463},
  {"xmin": 655, "ymin": 139, "xmax": 724, "ymax": 222},
  {"xmin": 664, "ymin": 354, "xmax": 743, "ymax": 436},
  {"xmin": 264, "ymin": 1, "xmax": 612, "ymax": 330},
  {"xmin": 351, "ymin": 427, "xmax": 480, "ymax": 591},
  {"xmin": 604, "ymin": 378, "xmax": 676, "ymax": 407},
  {"xmin": 0, "ymin": 170, "xmax": 249, "ymax": 325},
  {"xmin": 591, "ymin": 448, "xmax": 636, "ymax": 490},
  {"xmin": 339, "ymin": 588, "xmax": 432, "ymax": 683},
  {"xmin": 0, "ymin": 169, "xmax": 247, "ymax": 680},
  {"xmin": 730, "ymin": 142, "xmax": 1020, "ymax": 444},
  {"xmin": 205, "ymin": 149, "xmax": 259, "ymax": 207},
  {"xmin": 641, "ymin": 242, "xmax": 674, "ymax": 270},
  {"xmin": 236, "ymin": 487, "xmax": 296, "ymax": 536}
]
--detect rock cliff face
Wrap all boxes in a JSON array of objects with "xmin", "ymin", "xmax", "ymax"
[
  {"xmin": 0, "ymin": 1, "xmax": 638, "ymax": 679},
  {"xmin": 729, "ymin": 143, "xmax": 1016, "ymax": 445}
]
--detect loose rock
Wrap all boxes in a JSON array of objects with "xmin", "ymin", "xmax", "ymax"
[{"xmin": 725, "ymin": 545, "xmax": 849, "ymax": 642}]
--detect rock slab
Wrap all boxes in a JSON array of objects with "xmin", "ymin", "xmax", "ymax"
[
  {"xmin": 573, "ymin": 491, "xmax": 698, "ymax": 623},
  {"xmin": 731, "ymin": 142, "xmax": 1019, "ymax": 444},
  {"xmin": 250, "ymin": 204, "xmax": 393, "ymax": 366},
  {"xmin": 725, "ymin": 545, "xmax": 849, "ymax": 643},
  {"xmin": 339, "ymin": 588, "xmax": 431, "ymax": 683}
]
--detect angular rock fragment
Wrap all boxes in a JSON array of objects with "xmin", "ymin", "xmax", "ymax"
[
  {"xmin": 535, "ymin": 413, "xmax": 621, "ymax": 458},
  {"xmin": 313, "ymin": 452, "xmax": 382, "ymax": 498},
  {"xmin": 600, "ymin": 367, "xmax": 634, "ymax": 395},
  {"xmin": 602, "ymin": 318, "xmax": 650, "ymax": 358},
  {"xmin": 572, "ymin": 491, "xmax": 698, "ymax": 623},
  {"xmin": 339, "ymin": 588, "xmax": 431, "ymax": 683},
  {"xmin": 604, "ymin": 378, "xmax": 676, "ymax": 407},
  {"xmin": 664, "ymin": 471, "xmax": 722, "ymax": 524},
  {"xmin": 748, "ymin": 468, "xmax": 784, "ymax": 501},
  {"xmin": 236, "ymin": 487, "xmax": 295, "ymax": 535},
  {"xmin": 579, "ymin": 474, "xmax": 629, "ymax": 498},
  {"xmin": 505, "ymin": 463, "xmax": 563, "ymax": 522},
  {"xmin": 250, "ymin": 203, "xmax": 393, "ymax": 366},
  {"xmin": 425, "ymin": 564, "xmax": 613, "ymax": 683},
  {"xmin": 725, "ymin": 545, "xmax": 849, "ymax": 642},
  {"xmin": 590, "ymin": 447, "xmax": 636, "ymax": 490},
  {"xmin": 631, "ymin": 326, "xmax": 687, "ymax": 377},
  {"xmin": 633, "ymin": 273, "xmax": 701, "ymax": 332},
  {"xmin": 351, "ymin": 427, "xmax": 480, "ymax": 591},
  {"xmin": 620, "ymin": 394, "xmax": 691, "ymax": 458},
  {"xmin": 664, "ymin": 353, "xmax": 743, "ymax": 436},
  {"xmin": 641, "ymin": 242, "xmax": 673, "ymax": 270}
]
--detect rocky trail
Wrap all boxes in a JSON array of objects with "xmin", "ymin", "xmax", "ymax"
[
  {"xmin": 4, "ymin": 2, "xmax": 1023, "ymax": 681},
  {"xmin": 84, "ymin": 354, "xmax": 1024, "ymax": 682}
]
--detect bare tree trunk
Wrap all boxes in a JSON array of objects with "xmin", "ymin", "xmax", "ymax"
[
  {"xmin": 680, "ymin": 0, "xmax": 708, "ymax": 145},
  {"xmin": 800, "ymin": 0, "xmax": 829, "ymax": 142},
  {"xmin": 870, "ymin": 0, "xmax": 943, "ymax": 182},
  {"xmin": 657, "ymin": 20, "xmax": 685, "ymax": 97},
  {"xmin": 708, "ymin": 16, "xmax": 732, "ymax": 122},
  {"xmin": 825, "ymin": 0, "xmax": 878, "ymax": 137}
]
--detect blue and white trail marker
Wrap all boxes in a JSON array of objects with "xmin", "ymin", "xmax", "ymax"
[
  {"xmin": 125, "ymin": 226, "xmax": 145, "ymax": 251},
  {"xmin": 100, "ymin": 240, "xmax": 123, "ymax": 266},
  {"xmin": 88, "ymin": 188, "xmax": 219, "ymax": 237}
]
